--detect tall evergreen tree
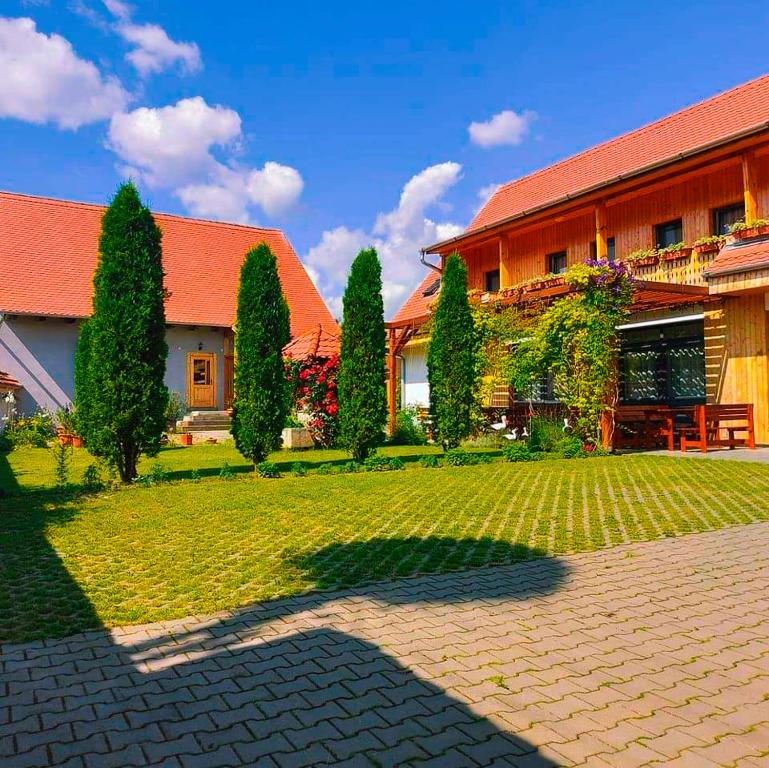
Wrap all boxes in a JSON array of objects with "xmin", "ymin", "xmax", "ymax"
[
  {"xmin": 231, "ymin": 243, "xmax": 291, "ymax": 465},
  {"xmin": 338, "ymin": 247, "xmax": 387, "ymax": 461},
  {"xmin": 72, "ymin": 318, "xmax": 93, "ymax": 442},
  {"xmin": 86, "ymin": 183, "xmax": 169, "ymax": 482},
  {"xmin": 427, "ymin": 253, "xmax": 478, "ymax": 450}
]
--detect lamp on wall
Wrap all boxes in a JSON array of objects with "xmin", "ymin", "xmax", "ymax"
[{"xmin": 197, "ymin": 342, "xmax": 204, "ymax": 351}]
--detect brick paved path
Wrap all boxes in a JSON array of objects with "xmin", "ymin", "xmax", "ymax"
[{"xmin": 2, "ymin": 524, "xmax": 769, "ymax": 767}]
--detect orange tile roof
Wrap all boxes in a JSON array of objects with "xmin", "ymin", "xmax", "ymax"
[
  {"xmin": 390, "ymin": 272, "xmax": 440, "ymax": 325},
  {"xmin": 468, "ymin": 74, "xmax": 769, "ymax": 234},
  {"xmin": 0, "ymin": 370, "xmax": 22, "ymax": 391},
  {"xmin": 0, "ymin": 191, "xmax": 337, "ymax": 338},
  {"xmin": 705, "ymin": 237, "xmax": 769, "ymax": 276},
  {"xmin": 283, "ymin": 323, "xmax": 340, "ymax": 360}
]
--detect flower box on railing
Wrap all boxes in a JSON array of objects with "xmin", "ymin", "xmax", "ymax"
[
  {"xmin": 661, "ymin": 246, "xmax": 693, "ymax": 262},
  {"xmin": 627, "ymin": 254, "xmax": 659, "ymax": 268},
  {"xmin": 694, "ymin": 241, "xmax": 721, "ymax": 254},
  {"xmin": 731, "ymin": 224, "xmax": 769, "ymax": 240}
]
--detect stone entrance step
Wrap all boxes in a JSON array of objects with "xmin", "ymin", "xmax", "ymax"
[{"xmin": 180, "ymin": 410, "xmax": 232, "ymax": 433}]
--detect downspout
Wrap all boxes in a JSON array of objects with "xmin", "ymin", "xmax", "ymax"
[{"xmin": 420, "ymin": 250, "xmax": 442, "ymax": 273}]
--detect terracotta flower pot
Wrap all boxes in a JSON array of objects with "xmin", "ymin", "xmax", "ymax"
[
  {"xmin": 58, "ymin": 433, "xmax": 72, "ymax": 447},
  {"xmin": 71, "ymin": 436, "xmax": 83, "ymax": 448},
  {"xmin": 180, "ymin": 433, "xmax": 193, "ymax": 446}
]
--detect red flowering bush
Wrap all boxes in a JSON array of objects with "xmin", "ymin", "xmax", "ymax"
[{"xmin": 285, "ymin": 354, "xmax": 340, "ymax": 447}]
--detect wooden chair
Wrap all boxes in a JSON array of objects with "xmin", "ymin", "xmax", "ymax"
[{"xmin": 680, "ymin": 404, "xmax": 756, "ymax": 452}]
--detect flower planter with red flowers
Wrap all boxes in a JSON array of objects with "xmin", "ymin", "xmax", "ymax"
[
  {"xmin": 628, "ymin": 255, "xmax": 659, "ymax": 268},
  {"xmin": 731, "ymin": 224, "xmax": 769, "ymax": 240},
  {"xmin": 694, "ymin": 241, "xmax": 721, "ymax": 254},
  {"xmin": 661, "ymin": 246, "xmax": 693, "ymax": 262},
  {"xmin": 179, "ymin": 433, "xmax": 193, "ymax": 446}
]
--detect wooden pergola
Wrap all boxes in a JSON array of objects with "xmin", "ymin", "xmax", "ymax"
[{"xmin": 384, "ymin": 279, "xmax": 711, "ymax": 434}]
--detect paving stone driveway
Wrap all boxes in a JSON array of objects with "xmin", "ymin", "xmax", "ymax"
[{"xmin": 3, "ymin": 523, "xmax": 769, "ymax": 767}]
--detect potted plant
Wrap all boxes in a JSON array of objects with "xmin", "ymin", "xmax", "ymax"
[
  {"xmin": 658, "ymin": 242, "xmax": 693, "ymax": 262},
  {"xmin": 625, "ymin": 248, "xmax": 659, "ymax": 268},
  {"xmin": 55, "ymin": 407, "xmax": 76, "ymax": 446},
  {"xmin": 729, "ymin": 218, "xmax": 769, "ymax": 240},
  {"xmin": 179, "ymin": 432, "xmax": 193, "ymax": 446},
  {"xmin": 71, "ymin": 435, "xmax": 83, "ymax": 448},
  {"xmin": 693, "ymin": 235, "xmax": 726, "ymax": 254}
]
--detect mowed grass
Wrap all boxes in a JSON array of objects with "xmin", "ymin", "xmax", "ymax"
[{"xmin": 3, "ymin": 444, "xmax": 769, "ymax": 643}]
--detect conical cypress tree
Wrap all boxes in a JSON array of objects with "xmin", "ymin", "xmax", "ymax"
[
  {"xmin": 231, "ymin": 242, "xmax": 291, "ymax": 465},
  {"xmin": 427, "ymin": 253, "xmax": 478, "ymax": 450},
  {"xmin": 86, "ymin": 182, "xmax": 169, "ymax": 482},
  {"xmin": 338, "ymin": 247, "xmax": 387, "ymax": 462},
  {"xmin": 72, "ymin": 318, "xmax": 93, "ymax": 443}
]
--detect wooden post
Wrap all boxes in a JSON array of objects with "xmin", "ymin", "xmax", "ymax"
[
  {"xmin": 743, "ymin": 152, "xmax": 759, "ymax": 223},
  {"xmin": 595, "ymin": 202, "xmax": 608, "ymax": 260},
  {"xmin": 387, "ymin": 329, "xmax": 399, "ymax": 435},
  {"xmin": 499, "ymin": 234, "xmax": 512, "ymax": 289}
]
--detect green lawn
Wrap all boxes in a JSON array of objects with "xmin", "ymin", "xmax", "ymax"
[{"xmin": 3, "ymin": 444, "xmax": 769, "ymax": 644}]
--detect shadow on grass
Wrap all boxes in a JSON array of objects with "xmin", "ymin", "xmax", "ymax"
[{"xmin": 0, "ymin": 454, "xmax": 105, "ymax": 644}]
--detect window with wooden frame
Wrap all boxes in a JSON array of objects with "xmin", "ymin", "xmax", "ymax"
[
  {"xmin": 654, "ymin": 218, "xmax": 683, "ymax": 249},
  {"xmin": 484, "ymin": 269, "xmax": 500, "ymax": 292},
  {"xmin": 712, "ymin": 202, "xmax": 745, "ymax": 235},
  {"xmin": 547, "ymin": 250, "xmax": 567, "ymax": 274}
]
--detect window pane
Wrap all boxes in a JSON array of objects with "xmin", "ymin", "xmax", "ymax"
[
  {"xmin": 193, "ymin": 359, "xmax": 211, "ymax": 385},
  {"xmin": 622, "ymin": 349, "xmax": 662, "ymax": 401},
  {"xmin": 547, "ymin": 251, "xmax": 567, "ymax": 274},
  {"xmin": 484, "ymin": 269, "xmax": 500, "ymax": 292},
  {"xmin": 607, "ymin": 237, "xmax": 616, "ymax": 262},
  {"xmin": 654, "ymin": 219, "xmax": 683, "ymax": 248},
  {"xmin": 713, "ymin": 203, "xmax": 745, "ymax": 235},
  {"xmin": 669, "ymin": 346, "xmax": 705, "ymax": 401}
]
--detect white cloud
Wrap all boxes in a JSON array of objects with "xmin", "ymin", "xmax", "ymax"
[
  {"xmin": 117, "ymin": 22, "xmax": 201, "ymax": 76},
  {"xmin": 107, "ymin": 97, "xmax": 304, "ymax": 221},
  {"xmin": 103, "ymin": 0, "xmax": 130, "ymax": 20},
  {"xmin": 468, "ymin": 109, "xmax": 536, "ymax": 148},
  {"xmin": 304, "ymin": 162, "xmax": 464, "ymax": 318},
  {"xmin": 0, "ymin": 16, "xmax": 129, "ymax": 129}
]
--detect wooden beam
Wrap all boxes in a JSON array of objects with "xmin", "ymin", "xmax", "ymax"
[
  {"xmin": 595, "ymin": 201, "xmax": 608, "ymax": 260},
  {"xmin": 499, "ymin": 234, "xmax": 513, "ymax": 289},
  {"xmin": 743, "ymin": 151, "xmax": 759, "ymax": 222}
]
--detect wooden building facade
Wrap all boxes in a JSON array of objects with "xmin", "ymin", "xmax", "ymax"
[{"xmin": 389, "ymin": 75, "xmax": 769, "ymax": 443}]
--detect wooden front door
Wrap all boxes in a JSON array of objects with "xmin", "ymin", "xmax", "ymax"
[{"xmin": 187, "ymin": 353, "xmax": 217, "ymax": 409}]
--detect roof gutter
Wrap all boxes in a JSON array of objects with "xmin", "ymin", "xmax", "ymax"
[
  {"xmin": 422, "ymin": 122, "xmax": 769, "ymax": 254},
  {"xmin": 419, "ymin": 251, "xmax": 442, "ymax": 273}
]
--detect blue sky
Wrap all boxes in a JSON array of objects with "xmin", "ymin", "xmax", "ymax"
[{"xmin": 2, "ymin": 0, "xmax": 769, "ymax": 317}]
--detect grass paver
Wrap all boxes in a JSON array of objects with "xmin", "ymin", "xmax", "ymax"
[{"xmin": 3, "ymin": 444, "xmax": 769, "ymax": 643}]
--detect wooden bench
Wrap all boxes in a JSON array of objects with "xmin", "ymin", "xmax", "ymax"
[
  {"xmin": 613, "ymin": 405, "xmax": 671, "ymax": 450},
  {"xmin": 680, "ymin": 404, "xmax": 756, "ymax": 452}
]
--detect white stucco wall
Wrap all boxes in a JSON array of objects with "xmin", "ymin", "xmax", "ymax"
[
  {"xmin": 401, "ymin": 343, "xmax": 430, "ymax": 408},
  {"xmin": 0, "ymin": 316, "xmax": 228, "ymax": 414}
]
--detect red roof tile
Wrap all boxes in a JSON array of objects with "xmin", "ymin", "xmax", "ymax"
[
  {"xmin": 469, "ymin": 74, "xmax": 769, "ymax": 233},
  {"xmin": 705, "ymin": 237, "xmax": 769, "ymax": 276},
  {"xmin": 283, "ymin": 324, "xmax": 340, "ymax": 360},
  {"xmin": 0, "ymin": 191, "xmax": 337, "ymax": 339},
  {"xmin": 0, "ymin": 370, "xmax": 22, "ymax": 391},
  {"xmin": 390, "ymin": 272, "xmax": 440, "ymax": 325}
]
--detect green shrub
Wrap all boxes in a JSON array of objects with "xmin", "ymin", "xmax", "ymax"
[
  {"xmin": 427, "ymin": 254, "xmax": 479, "ymax": 450},
  {"xmin": 316, "ymin": 463, "xmax": 334, "ymax": 475},
  {"xmin": 231, "ymin": 243, "xmax": 291, "ymax": 465},
  {"xmin": 256, "ymin": 461, "xmax": 281, "ymax": 478},
  {"xmin": 555, "ymin": 435, "xmax": 584, "ymax": 458},
  {"xmin": 82, "ymin": 463, "xmax": 103, "ymax": 491},
  {"xmin": 83, "ymin": 183, "xmax": 169, "ymax": 482},
  {"xmin": 504, "ymin": 443, "xmax": 532, "ymax": 462},
  {"xmin": 419, "ymin": 454, "xmax": 441, "ymax": 468},
  {"xmin": 291, "ymin": 462, "xmax": 307, "ymax": 477},
  {"xmin": 51, "ymin": 442, "xmax": 72, "ymax": 488},
  {"xmin": 527, "ymin": 417, "xmax": 564, "ymax": 453},
  {"xmin": 338, "ymin": 248, "xmax": 387, "ymax": 462},
  {"xmin": 219, "ymin": 461, "xmax": 235, "ymax": 479},
  {"xmin": 363, "ymin": 455, "xmax": 391, "ymax": 472},
  {"xmin": 390, "ymin": 407, "xmax": 427, "ymax": 446},
  {"xmin": 341, "ymin": 461, "xmax": 361, "ymax": 473},
  {"xmin": 190, "ymin": 468, "xmax": 201, "ymax": 481},
  {"xmin": 284, "ymin": 413, "xmax": 303, "ymax": 429},
  {"xmin": 5, "ymin": 411, "xmax": 54, "ymax": 448},
  {"xmin": 445, "ymin": 448, "xmax": 478, "ymax": 466},
  {"xmin": 165, "ymin": 391, "xmax": 187, "ymax": 430},
  {"xmin": 388, "ymin": 457, "xmax": 405, "ymax": 471}
]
